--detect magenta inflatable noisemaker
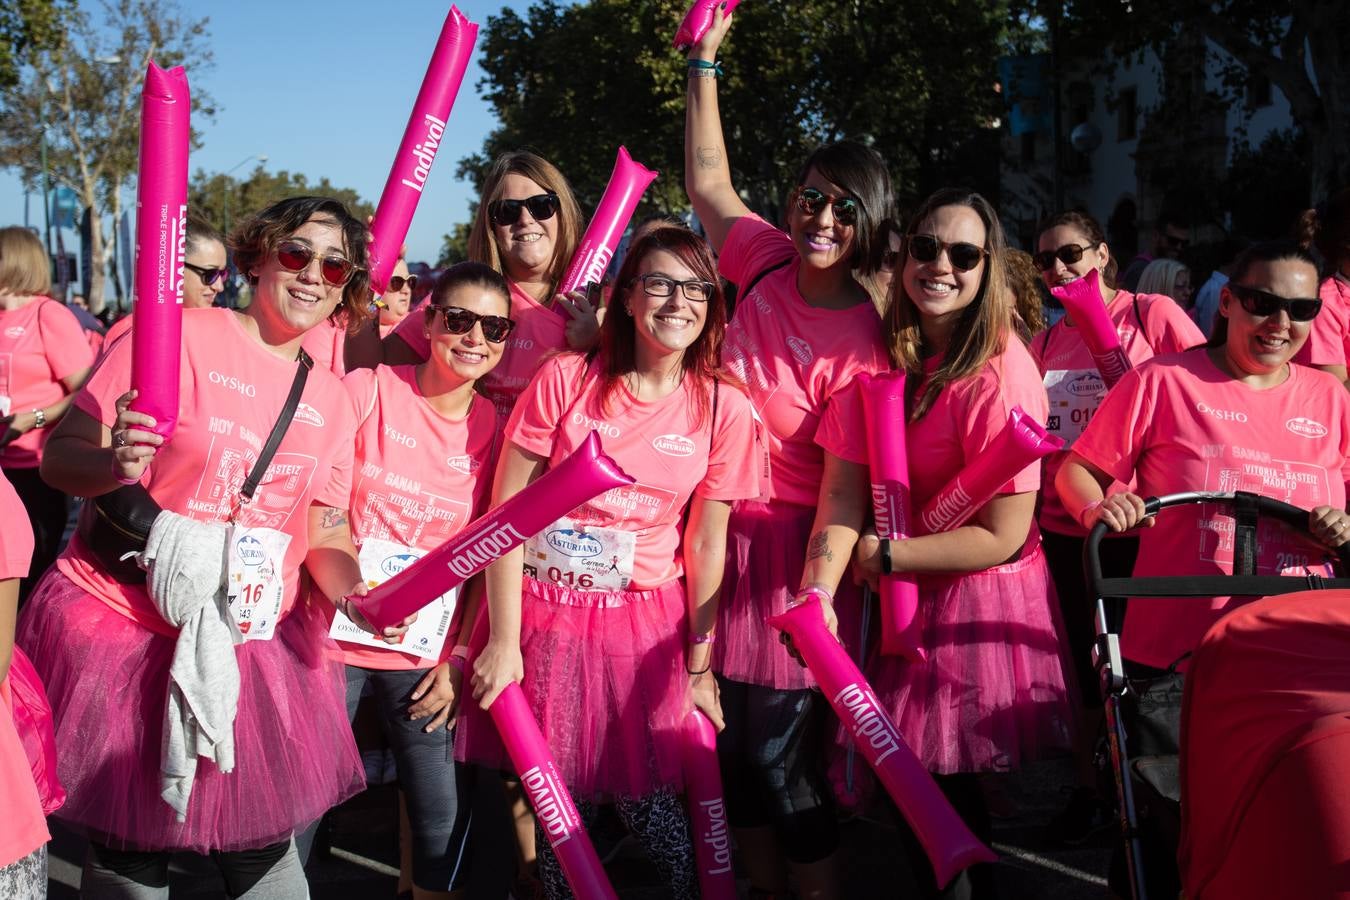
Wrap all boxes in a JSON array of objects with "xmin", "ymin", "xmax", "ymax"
[
  {"xmin": 490, "ymin": 684, "xmax": 619, "ymax": 900},
  {"xmin": 1049, "ymin": 269, "xmax": 1130, "ymax": 387},
  {"xmin": 672, "ymin": 0, "xmax": 742, "ymax": 49},
  {"xmin": 129, "ymin": 61, "xmax": 190, "ymax": 440},
  {"xmin": 918, "ymin": 407, "xmax": 1063, "ymax": 535},
  {"xmin": 769, "ymin": 595, "xmax": 996, "ymax": 887},
  {"xmin": 353, "ymin": 431, "xmax": 633, "ymax": 630},
  {"xmin": 858, "ymin": 371, "xmax": 923, "ymax": 660},
  {"xmin": 558, "ymin": 147, "xmax": 658, "ymax": 295},
  {"xmin": 367, "ymin": 6, "xmax": 478, "ymax": 293},
  {"xmin": 681, "ymin": 710, "xmax": 737, "ymax": 899}
]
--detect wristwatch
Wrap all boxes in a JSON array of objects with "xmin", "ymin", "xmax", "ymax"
[{"xmin": 31, "ymin": 408, "xmax": 46, "ymax": 429}]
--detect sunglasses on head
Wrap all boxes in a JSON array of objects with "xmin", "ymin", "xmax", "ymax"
[
  {"xmin": 1033, "ymin": 243, "xmax": 1092, "ymax": 271},
  {"xmin": 792, "ymin": 186, "xmax": 860, "ymax": 227},
  {"xmin": 432, "ymin": 305, "xmax": 516, "ymax": 343},
  {"xmin": 906, "ymin": 234, "xmax": 988, "ymax": 272},
  {"xmin": 488, "ymin": 193, "xmax": 561, "ymax": 227},
  {"xmin": 1226, "ymin": 283, "xmax": 1321, "ymax": 322},
  {"xmin": 386, "ymin": 274, "xmax": 418, "ymax": 293},
  {"xmin": 274, "ymin": 241, "xmax": 360, "ymax": 287},
  {"xmin": 184, "ymin": 262, "xmax": 227, "ymax": 287}
]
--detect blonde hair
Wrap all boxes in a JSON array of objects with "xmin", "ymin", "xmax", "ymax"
[
  {"xmin": 0, "ymin": 227, "xmax": 51, "ymax": 297},
  {"xmin": 467, "ymin": 151, "xmax": 583, "ymax": 292},
  {"xmin": 1135, "ymin": 258, "xmax": 1188, "ymax": 301}
]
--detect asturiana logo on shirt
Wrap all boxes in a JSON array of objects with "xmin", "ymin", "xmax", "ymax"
[
  {"xmin": 235, "ymin": 534, "xmax": 267, "ymax": 566},
  {"xmin": 1066, "ymin": 373, "xmax": 1104, "ymax": 397},
  {"xmin": 1194, "ymin": 401, "xmax": 1248, "ymax": 423},
  {"xmin": 544, "ymin": 528, "xmax": 603, "ymax": 559},
  {"xmin": 652, "ymin": 434, "xmax": 696, "ymax": 457},
  {"xmin": 446, "ymin": 455, "xmax": 478, "ymax": 475},
  {"xmin": 786, "ymin": 336, "xmax": 814, "ymax": 365},
  {"xmin": 4, "ymin": 326, "xmax": 24, "ymax": 338},
  {"xmin": 294, "ymin": 402, "xmax": 325, "ymax": 427},
  {"xmin": 381, "ymin": 552, "xmax": 420, "ymax": 579},
  {"xmin": 1286, "ymin": 417, "xmax": 1329, "ymax": 438}
]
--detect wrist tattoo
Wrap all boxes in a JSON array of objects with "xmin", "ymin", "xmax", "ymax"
[
  {"xmin": 320, "ymin": 507, "xmax": 348, "ymax": 529},
  {"xmin": 695, "ymin": 146, "xmax": 723, "ymax": 170},
  {"xmin": 806, "ymin": 531, "xmax": 833, "ymax": 563}
]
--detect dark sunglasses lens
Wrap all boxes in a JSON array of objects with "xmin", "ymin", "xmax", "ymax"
[
  {"xmin": 1032, "ymin": 251, "xmax": 1055, "ymax": 271},
  {"xmin": 479, "ymin": 316, "xmax": 513, "ymax": 342},
  {"xmin": 276, "ymin": 243, "xmax": 311, "ymax": 272},
  {"xmin": 388, "ymin": 275, "xmax": 417, "ymax": 292},
  {"xmin": 797, "ymin": 188, "xmax": 826, "ymax": 215},
  {"xmin": 440, "ymin": 308, "xmax": 476, "ymax": 334},
  {"xmin": 950, "ymin": 243, "xmax": 985, "ymax": 272},
  {"xmin": 833, "ymin": 199, "xmax": 858, "ymax": 225},
  {"xmin": 1058, "ymin": 245, "xmax": 1085, "ymax": 266},
  {"xmin": 1289, "ymin": 300, "xmax": 1321, "ymax": 321},
  {"xmin": 489, "ymin": 200, "xmax": 521, "ymax": 226},
  {"xmin": 193, "ymin": 266, "xmax": 225, "ymax": 286},
  {"xmin": 908, "ymin": 235, "xmax": 939, "ymax": 263},
  {"xmin": 524, "ymin": 195, "xmax": 559, "ymax": 221}
]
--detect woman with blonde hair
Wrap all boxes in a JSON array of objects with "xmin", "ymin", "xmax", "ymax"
[{"xmin": 1136, "ymin": 257, "xmax": 1193, "ymax": 310}]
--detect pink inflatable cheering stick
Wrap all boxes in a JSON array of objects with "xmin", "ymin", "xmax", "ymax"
[
  {"xmin": 129, "ymin": 61, "xmax": 190, "ymax": 440},
  {"xmin": 491, "ymin": 684, "xmax": 619, "ymax": 900},
  {"xmin": 353, "ymin": 431, "xmax": 633, "ymax": 631},
  {"xmin": 681, "ymin": 710, "xmax": 737, "ymax": 900},
  {"xmin": 672, "ymin": 0, "xmax": 742, "ymax": 50},
  {"xmin": 559, "ymin": 147, "xmax": 658, "ymax": 295},
  {"xmin": 769, "ymin": 595, "xmax": 996, "ymax": 887},
  {"xmin": 1049, "ymin": 268, "xmax": 1130, "ymax": 388},
  {"xmin": 918, "ymin": 407, "xmax": 1063, "ymax": 535},
  {"xmin": 858, "ymin": 371, "xmax": 922, "ymax": 660},
  {"xmin": 367, "ymin": 6, "xmax": 478, "ymax": 293}
]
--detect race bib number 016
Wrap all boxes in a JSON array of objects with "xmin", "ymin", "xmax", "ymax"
[
  {"xmin": 523, "ymin": 518, "xmax": 636, "ymax": 592},
  {"xmin": 226, "ymin": 524, "xmax": 292, "ymax": 641},
  {"xmin": 329, "ymin": 537, "xmax": 459, "ymax": 661}
]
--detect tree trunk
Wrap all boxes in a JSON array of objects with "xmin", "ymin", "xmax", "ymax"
[
  {"xmin": 86, "ymin": 208, "xmax": 106, "ymax": 315},
  {"xmin": 1306, "ymin": 8, "xmax": 1350, "ymax": 198}
]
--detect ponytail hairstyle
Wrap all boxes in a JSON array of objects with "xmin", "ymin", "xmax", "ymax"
[{"xmin": 1295, "ymin": 188, "xmax": 1350, "ymax": 276}]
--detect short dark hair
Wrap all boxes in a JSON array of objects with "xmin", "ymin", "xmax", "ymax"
[
  {"xmin": 793, "ymin": 140, "xmax": 897, "ymax": 281},
  {"xmin": 185, "ymin": 211, "xmax": 224, "ymax": 256},
  {"xmin": 426, "ymin": 261, "xmax": 511, "ymax": 313},
  {"xmin": 1206, "ymin": 240, "xmax": 1318, "ymax": 347}
]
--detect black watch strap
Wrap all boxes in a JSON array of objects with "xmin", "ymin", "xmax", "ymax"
[{"xmin": 879, "ymin": 537, "xmax": 893, "ymax": 575}]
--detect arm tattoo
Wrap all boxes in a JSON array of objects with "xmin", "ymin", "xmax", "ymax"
[
  {"xmin": 320, "ymin": 507, "xmax": 348, "ymax": 529},
  {"xmin": 695, "ymin": 145, "xmax": 723, "ymax": 170},
  {"xmin": 806, "ymin": 531, "xmax": 833, "ymax": 563}
]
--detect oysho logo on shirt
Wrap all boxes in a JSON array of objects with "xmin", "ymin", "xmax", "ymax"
[
  {"xmin": 383, "ymin": 424, "xmax": 417, "ymax": 448},
  {"xmin": 571, "ymin": 412, "xmax": 620, "ymax": 438},
  {"xmin": 293, "ymin": 402, "xmax": 325, "ymax": 427},
  {"xmin": 652, "ymin": 434, "xmax": 695, "ymax": 457},
  {"xmin": 447, "ymin": 454, "xmax": 479, "ymax": 474},
  {"xmin": 786, "ymin": 336, "xmax": 814, "ymax": 365},
  {"xmin": 208, "ymin": 370, "xmax": 257, "ymax": 398},
  {"xmin": 1286, "ymin": 416, "xmax": 1329, "ymax": 438},
  {"xmin": 1194, "ymin": 401, "xmax": 1248, "ymax": 423}
]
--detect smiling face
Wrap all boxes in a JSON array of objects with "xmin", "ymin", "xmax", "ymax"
[
  {"xmin": 626, "ymin": 248, "xmax": 709, "ymax": 363},
  {"xmin": 426, "ymin": 282, "xmax": 510, "ymax": 385},
  {"xmin": 1037, "ymin": 224, "xmax": 1109, "ymax": 295},
  {"xmin": 249, "ymin": 215, "xmax": 350, "ymax": 339},
  {"xmin": 1219, "ymin": 257, "xmax": 1319, "ymax": 377},
  {"xmin": 184, "ymin": 237, "xmax": 227, "ymax": 309},
  {"xmin": 381, "ymin": 259, "xmax": 412, "ymax": 323},
  {"xmin": 491, "ymin": 173, "xmax": 558, "ymax": 283},
  {"xmin": 787, "ymin": 167, "xmax": 858, "ymax": 273},
  {"xmin": 901, "ymin": 204, "xmax": 988, "ymax": 331}
]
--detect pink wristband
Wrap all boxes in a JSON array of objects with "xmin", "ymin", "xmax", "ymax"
[
  {"xmin": 112, "ymin": 455, "xmax": 141, "ymax": 486},
  {"xmin": 688, "ymin": 631, "xmax": 716, "ymax": 645},
  {"xmin": 1077, "ymin": 499, "xmax": 1104, "ymax": 529}
]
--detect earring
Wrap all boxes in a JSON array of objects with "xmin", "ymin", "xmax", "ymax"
[{"xmin": 624, "ymin": 306, "xmax": 632, "ymax": 316}]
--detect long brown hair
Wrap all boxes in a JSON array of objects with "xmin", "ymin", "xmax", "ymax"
[
  {"xmin": 588, "ymin": 226, "xmax": 730, "ymax": 431},
  {"xmin": 466, "ymin": 151, "xmax": 583, "ymax": 293},
  {"xmin": 886, "ymin": 189, "xmax": 1013, "ymax": 420}
]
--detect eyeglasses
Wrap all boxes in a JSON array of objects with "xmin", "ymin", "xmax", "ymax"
[
  {"xmin": 906, "ymin": 234, "xmax": 988, "ymax": 273},
  {"xmin": 488, "ymin": 193, "xmax": 561, "ymax": 227},
  {"xmin": 184, "ymin": 262, "xmax": 227, "ymax": 287},
  {"xmin": 791, "ymin": 187, "xmax": 860, "ymax": 227},
  {"xmin": 1226, "ymin": 284, "xmax": 1321, "ymax": 322},
  {"xmin": 386, "ymin": 274, "xmax": 418, "ymax": 293},
  {"xmin": 630, "ymin": 273, "xmax": 715, "ymax": 302},
  {"xmin": 432, "ymin": 305, "xmax": 516, "ymax": 343},
  {"xmin": 1033, "ymin": 243, "xmax": 1092, "ymax": 271},
  {"xmin": 274, "ymin": 241, "xmax": 360, "ymax": 287}
]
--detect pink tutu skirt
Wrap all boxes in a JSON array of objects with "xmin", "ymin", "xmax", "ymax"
[
  {"xmin": 843, "ymin": 543, "xmax": 1073, "ymax": 780},
  {"xmin": 714, "ymin": 500, "xmax": 864, "ymax": 690},
  {"xmin": 457, "ymin": 577, "xmax": 689, "ymax": 803},
  {"xmin": 15, "ymin": 570, "xmax": 364, "ymax": 853}
]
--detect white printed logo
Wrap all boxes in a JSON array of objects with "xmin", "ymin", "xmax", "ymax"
[
  {"xmin": 786, "ymin": 336, "xmax": 814, "ymax": 365},
  {"xmin": 294, "ymin": 402, "xmax": 325, "ymax": 427},
  {"xmin": 383, "ymin": 424, "xmax": 417, "ymax": 448},
  {"xmin": 235, "ymin": 534, "xmax": 267, "ymax": 566},
  {"xmin": 571, "ymin": 412, "xmax": 620, "ymax": 438},
  {"xmin": 380, "ymin": 552, "xmax": 419, "ymax": 579},
  {"xmin": 447, "ymin": 455, "xmax": 478, "ymax": 475},
  {"xmin": 1066, "ymin": 373, "xmax": 1104, "ymax": 397},
  {"xmin": 1194, "ymin": 401, "xmax": 1248, "ymax": 424},
  {"xmin": 4, "ymin": 326, "xmax": 24, "ymax": 338},
  {"xmin": 208, "ymin": 370, "xmax": 257, "ymax": 398},
  {"xmin": 544, "ymin": 528, "xmax": 603, "ymax": 559},
  {"xmin": 652, "ymin": 434, "xmax": 696, "ymax": 457},
  {"xmin": 1286, "ymin": 417, "xmax": 1329, "ymax": 438},
  {"xmin": 398, "ymin": 113, "xmax": 447, "ymax": 195}
]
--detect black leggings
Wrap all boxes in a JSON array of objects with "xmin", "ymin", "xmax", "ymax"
[
  {"xmin": 87, "ymin": 840, "xmax": 293, "ymax": 898},
  {"xmin": 4, "ymin": 465, "xmax": 68, "ymax": 605}
]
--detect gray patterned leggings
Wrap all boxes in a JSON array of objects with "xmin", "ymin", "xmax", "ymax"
[
  {"xmin": 536, "ymin": 790, "xmax": 696, "ymax": 900},
  {"xmin": 0, "ymin": 843, "xmax": 47, "ymax": 900}
]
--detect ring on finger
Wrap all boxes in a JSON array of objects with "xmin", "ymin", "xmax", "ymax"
[{"xmin": 112, "ymin": 431, "xmax": 127, "ymax": 447}]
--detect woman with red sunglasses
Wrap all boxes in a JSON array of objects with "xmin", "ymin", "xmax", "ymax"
[
  {"xmin": 17, "ymin": 196, "xmax": 409, "ymax": 896},
  {"xmin": 1027, "ymin": 209, "xmax": 1202, "ymax": 841},
  {"xmin": 683, "ymin": 9, "xmax": 897, "ymax": 898}
]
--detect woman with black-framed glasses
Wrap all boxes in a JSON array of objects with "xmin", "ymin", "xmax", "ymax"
[{"xmin": 683, "ymin": 8, "xmax": 897, "ymax": 897}]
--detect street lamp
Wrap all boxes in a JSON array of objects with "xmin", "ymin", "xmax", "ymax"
[{"xmin": 221, "ymin": 154, "xmax": 268, "ymax": 234}]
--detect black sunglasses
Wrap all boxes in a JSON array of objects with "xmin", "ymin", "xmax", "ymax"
[
  {"xmin": 431, "ymin": 305, "xmax": 516, "ymax": 343},
  {"xmin": 275, "ymin": 241, "xmax": 361, "ymax": 287},
  {"xmin": 488, "ymin": 193, "xmax": 561, "ymax": 227},
  {"xmin": 1226, "ymin": 284, "xmax": 1321, "ymax": 323},
  {"xmin": 1033, "ymin": 243, "xmax": 1092, "ymax": 272},
  {"xmin": 184, "ymin": 262, "xmax": 227, "ymax": 287},
  {"xmin": 386, "ymin": 274, "xmax": 418, "ymax": 293},
  {"xmin": 792, "ymin": 186, "xmax": 860, "ymax": 226},
  {"xmin": 906, "ymin": 234, "xmax": 988, "ymax": 273}
]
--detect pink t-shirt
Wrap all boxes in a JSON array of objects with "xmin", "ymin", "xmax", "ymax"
[
  {"xmin": 719, "ymin": 215, "xmax": 889, "ymax": 507},
  {"xmin": 335, "ymin": 365, "xmax": 499, "ymax": 670},
  {"xmin": 1072, "ymin": 350, "xmax": 1350, "ymax": 669},
  {"xmin": 0, "ymin": 469, "xmax": 48, "ymax": 867},
  {"xmin": 103, "ymin": 312, "xmax": 132, "ymax": 352},
  {"xmin": 1295, "ymin": 275, "xmax": 1350, "ymax": 368},
  {"xmin": 1031, "ymin": 290, "xmax": 1205, "ymax": 534},
  {"xmin": 302, "ymin": 314, "xmax": 349, "ymax": 377},
  {"xmin": 391, "ymin": 281, "xmax": 568, "ymax": 421},
  {"xmin": 56, "ymin": 308, "xmax": 358, "ymax": 635},
  {"xmin": 0, "ymin": 298, "xmax": 95, "ymax": 468},
  {"xmin": 507, "ymin": 353, "xmax": 759, "ymax": 589},
  {"xmin": 818, "ymin": 333, "xmax": 1048, "ymax": 531}
]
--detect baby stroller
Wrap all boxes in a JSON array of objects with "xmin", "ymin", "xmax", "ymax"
[{"xmin": 1084, "ymin": 490, "xmax": 1350, "ymax": 900}]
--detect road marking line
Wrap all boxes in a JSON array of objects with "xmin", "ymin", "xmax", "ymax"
[
  {"xmin": 329, "ymin": 846, "xmax": 400, "ymax": 878},
  {"xmin": 991, "ymin": 842, "xmax": 1110, "ymax": 886}
]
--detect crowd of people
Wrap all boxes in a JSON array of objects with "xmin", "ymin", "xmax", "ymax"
[{"xmin": 1, "ymin": 7, "xmax": 1349, "ymax": 900}]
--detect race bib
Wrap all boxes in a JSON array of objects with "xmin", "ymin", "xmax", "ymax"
[
  {"xmin": 1043, "ymin": 368, "xmax": 1107, "ymax": 446},
  {"xmin": 523, "ymin": 518, "xmax": 636, "ymax": 592},
  {"xmin": 329, "ymin": 537, "xmax": 459, "ymax": 661},
  {"xmin": 226, "ymin": 525, "xmax": 291, "ymax": 641}
]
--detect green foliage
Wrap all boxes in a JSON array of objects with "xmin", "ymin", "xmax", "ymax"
[
  {"xmin": 0, "ymin": 0, "xmax": 68, "ymax": 89},
  {"xmin": 437, "ymin": 220, "xmax": 473, "ymax": 268},
  {"xmin": 188, "ymin": 166, "xmax": 375, "ymax": 237}
]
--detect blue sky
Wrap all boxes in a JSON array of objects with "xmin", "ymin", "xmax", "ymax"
[{"xmin": 0, "ymin": 0, "xmax": 538, "ymax": 285}]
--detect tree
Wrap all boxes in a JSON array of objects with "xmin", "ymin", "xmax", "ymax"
[
  {"xmin": 0, "ymin": 0, "xmax": 214, "ymax": 312},
  {"xmin": 437, "ymin": 221, "xmax": 472, "ymax": 268},
  {"xmin": 0, "ymin": 0, "xmax": 67, "ymax": 89},
  {"xmin": 188, "ymin": 166, "xmax": 374, "ymax": 238}
]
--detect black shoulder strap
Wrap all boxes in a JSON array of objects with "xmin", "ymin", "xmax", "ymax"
[
  {"xmin": 239, "ymin": 349, "xmax": 312, "ymax": 505},
  {"xmin": 743, "ymin": 258, "xmax": 791, "ymax": 298}
]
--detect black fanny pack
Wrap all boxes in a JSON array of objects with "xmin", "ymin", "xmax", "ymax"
[{"xmin": 80, "ymin": 351, "xmax": 312, "ymax": 584}]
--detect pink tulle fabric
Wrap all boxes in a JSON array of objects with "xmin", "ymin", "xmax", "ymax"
[
  {"xmin": 458, "ymin": 577, "xmax": 689, "ymax": 803},
  {"xmin": 850, "ymin": 543, "xmax": 1074, "ymax": 778},
  {"xmin": 713, "ymin": 500, "xmax": 864, "ymax": 690},
  {"xmin": 15, "ymin": 570, "xmax": 364, "ymax": 853}
]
